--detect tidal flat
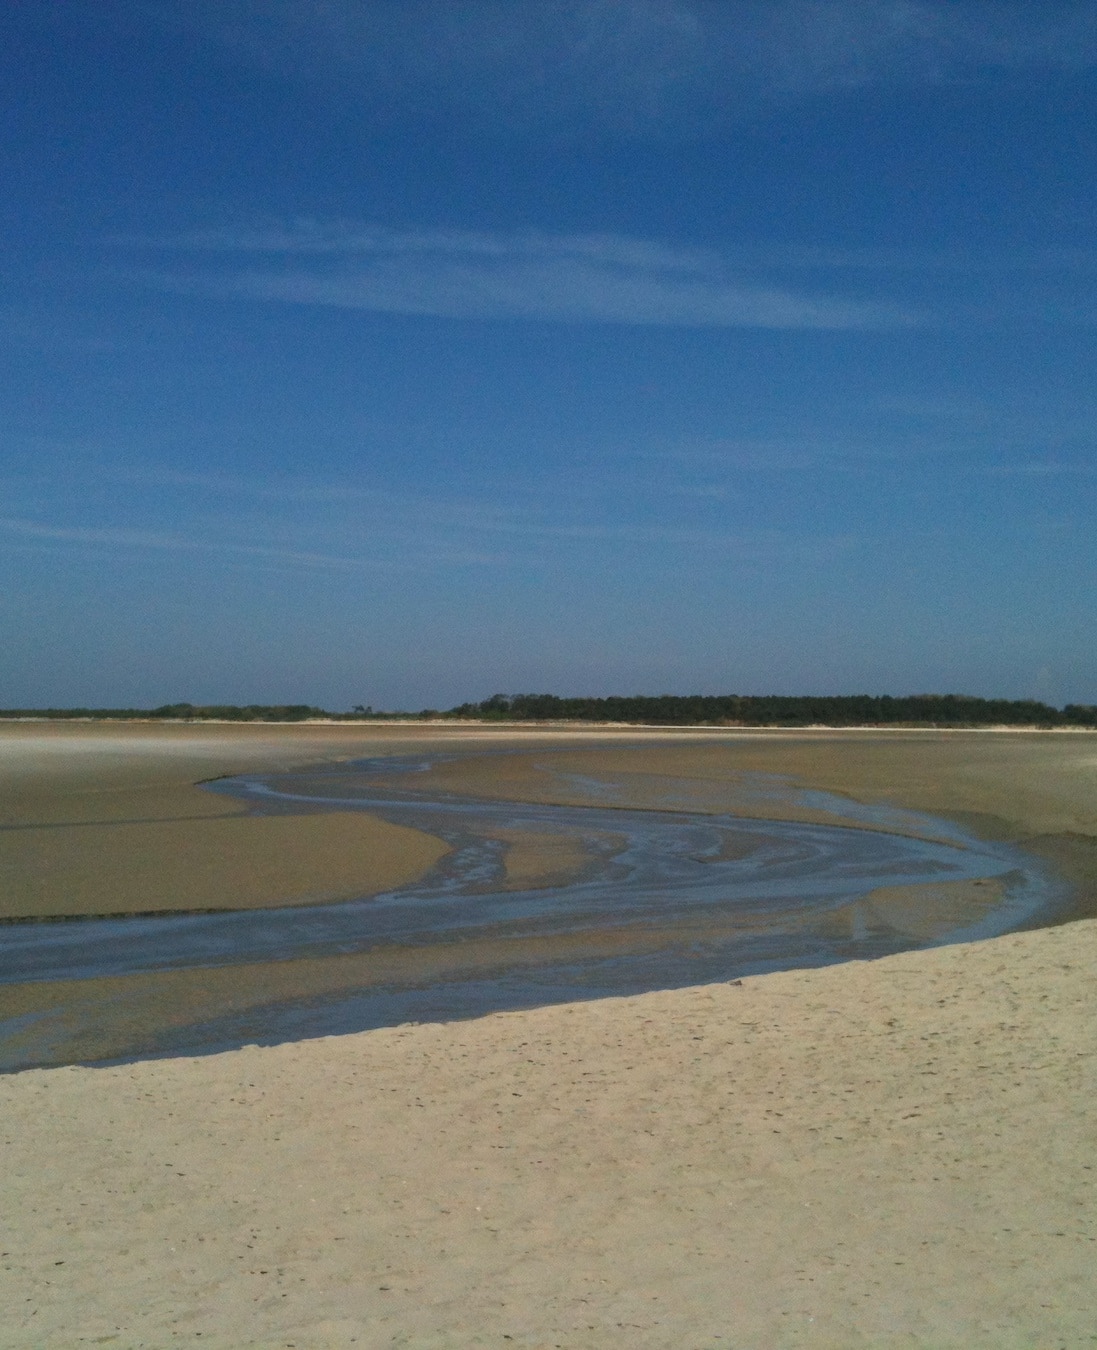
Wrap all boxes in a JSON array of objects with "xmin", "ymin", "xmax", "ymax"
[{"xmin": 0, "ymin": 723, "xmax": 1093, "ymax": 1069}]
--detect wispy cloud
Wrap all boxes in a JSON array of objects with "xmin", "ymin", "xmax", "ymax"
[
  {"xmin": 122, "ymin": 223, "xmax": 912, "ymax": 330},
  {"xmin": 0, "ymin": 517, "xmax": 501, "ymax": 571},
  {"xmin": 160, "ymin": 1, "xmax": 1097, "ymax": 134},
  {"xmin": 118, "ymin": 224, "xmax": 1097, "ymax": 277},
  {"xmin": 984, "ymin": 460, "xmax": 1097, "ymax": 476},
  {"xmin": 101, "ymin": 467, "xmax": 532, "ymax": 533},
  {"xmin": 478, "ymin": 515, "xmax": 858, "ymax": 562},
  {"xmin": 1, "ymin": 465, "xmax": 857, "ymax": 576},
  {"xmin": 120, "ymin": 224, "xmax": 720, "ymax": 272}
]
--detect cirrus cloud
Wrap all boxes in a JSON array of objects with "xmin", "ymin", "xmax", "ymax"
[{"xmin": 121, "ymin": 222, "xmax": 913, "ymax": 330}]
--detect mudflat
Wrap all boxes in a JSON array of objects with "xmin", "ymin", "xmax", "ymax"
[
  {"xmin": 1, "ymin": 722, "xmax": 1095, "ymax": 1346},
  {"xmin": 5, "ymin": 721, "xmax": 1096, "ymax": 919},
  {"xmin": 402, "ymin": 730, "xmax": 1097, "ymax": 912},
  {"xmin": 0, "ymin": 721, "xmax": 716, "ymax": 919},
  {"xmin": 0, "ymin": 722, "xmax": 467, "ymax": 918}
]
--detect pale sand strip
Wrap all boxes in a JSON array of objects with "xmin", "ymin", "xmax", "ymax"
[{"xmin": 0, "ymin": 922, "xmax": 1094, "ymax": 1348}]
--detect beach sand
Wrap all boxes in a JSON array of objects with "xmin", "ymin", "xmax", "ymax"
[{"xmin": 1, "ymin": 723, "xmax": 1095, "ymax": 1346}]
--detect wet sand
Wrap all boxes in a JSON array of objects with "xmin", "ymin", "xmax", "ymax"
[
  {"xmin": 5, "ymin": 722, "xmax": 1095, "ymax": 919},
  {"xmin": 2, "ymin": 725, "xmax": 1072, "ymax": 1069},
  {"xmin": 0, "ymin": 723, "xmax": 463, "ymax": 918},
  {"xmin": 1, "ymin": 722, "xmax": 1096, "ymax": 1345},
  {"xmin": 405, "ymin": 732, "xmax": 1097, "ymax": 906}
]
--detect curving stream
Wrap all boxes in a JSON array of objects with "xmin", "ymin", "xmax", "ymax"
[{"xmin": 0, "ymin": 751, "xmax": 1068, "ymax": 1069}]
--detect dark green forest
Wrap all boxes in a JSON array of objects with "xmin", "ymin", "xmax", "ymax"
[
  {"xmin": 2, "ymin": 693, "xmax": 1095, "ymax": 726},
  {"xmin": 445, "ymin": 692, "xmax": 1097, "ymax": 727}
]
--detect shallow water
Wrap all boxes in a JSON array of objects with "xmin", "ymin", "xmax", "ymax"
[{"xmin": 0, "ymin": 751, "xmax": 1068, "ymax": 1070}]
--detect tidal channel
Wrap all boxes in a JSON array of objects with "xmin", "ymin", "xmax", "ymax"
[{"xmin": 0, "ymin": 752, "xmax": 1067, "ymax": 1071}]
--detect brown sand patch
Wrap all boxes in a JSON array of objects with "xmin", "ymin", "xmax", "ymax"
[
  {"xmin": 634, "ymin": 731, "xmax": 1097, "ymax": 838},
  {"xmin": 485, "ymin": 827, "xmax": 618, "ymax": 890},
  {"xmin": 1011, "ymin": 832, "xmax": 1097, "ymax": 926},
  {"xmin": 395, "ymin": 741, "xmax": 948, "ymax": 835},
  {"xmin": 0, "ymin": 810, "xmax": 448, "ymax": 919},
  {"xmin": 0, "ymin": 723, "xmax": 467, "ymax": 919},
  {"xmin": 843, "ymin": 876, "xmax": 1007, "ymax": 941},
  {"xmin": 696, "ymin": 826, "xmax": 775, "ymax": 862}
]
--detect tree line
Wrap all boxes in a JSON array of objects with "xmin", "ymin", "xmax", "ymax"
[
  {"xmin": 2, "ymin": 693, "xmax": 1095, "ymax": 726},
  {"xmin": 0, "ymin": 703, "xmax": 329, "ymax": 722},
  {"xmin": 445, "ymin": 692, "xmax": 1097, "ymax": 727}
]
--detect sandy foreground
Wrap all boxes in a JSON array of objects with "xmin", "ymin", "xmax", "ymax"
[{"xmin": 1, "ymin": 723, "xmax": 1096, "ymax": 1346}]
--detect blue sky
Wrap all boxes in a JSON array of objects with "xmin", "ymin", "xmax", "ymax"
[{"xmin": 2, "ymin": 1, "xmax": 1096, "ymax": 710}]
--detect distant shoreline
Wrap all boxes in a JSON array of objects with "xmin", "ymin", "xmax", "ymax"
[{"xmin": 3, "ymin": 714, "xmax": 1097, "ymax": 732}]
